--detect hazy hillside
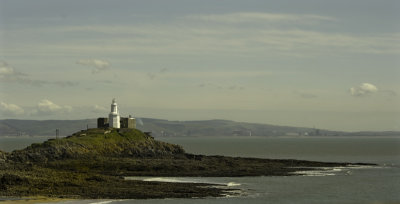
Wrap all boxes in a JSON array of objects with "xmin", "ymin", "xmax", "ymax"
[
  {"xmin": 0, "ymin": 119, "xmax": 96, "ymax": 136},
  {"xmin": 0, "ymin": 118, "xmax": 398, "ymax": 137},
  {"xmin": 138, "ymin": 118, "xmax": 336, "ymax": 137}
]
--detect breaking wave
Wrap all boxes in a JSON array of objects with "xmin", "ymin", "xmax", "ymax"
[
  {"xmin": 126, "ymin": 177, "xmax": 242, "ymax": 187},
  {"xmin": 292, "ymin": 165, "xmax": 385, "ymax": 177},
  {"xmin": 227, "ymin": 182, "xmax": 241, "ymax": 187},
  {"xmin": 89, "ymin": 201, "xmax": 114, "ymax": 204}
]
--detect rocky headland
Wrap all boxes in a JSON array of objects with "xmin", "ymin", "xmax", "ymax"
[{"xmin": 0, "ymin": 128, "xmax": 374, "ymax": 200}]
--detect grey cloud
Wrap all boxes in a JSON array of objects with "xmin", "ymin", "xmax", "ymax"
[
  {"xmin": 147, "ymin": 68, "xmax": 168, "ymax": 80},
  {"xmin": 188, "ymin": 12, "xmax": 336, "ymax": 24},
  {"xmin": 147, "ymin": 73, "xmax": 156, "ymax": 80},
  {"xmin": 53, "ymin": 81, "xmax": 78, "ymax": 87},
  {"xmin": 300, "ymin": 93, "xmax": 318, "ymax": 99},
  {"xmin": 96, "ymin": 80, "xmax": 113, "ymax": 84},
  {"xmin": 380, "ymin": 90, "xmax": 397, "ymax": 97},
  {"xmin": 160, "ymin": 68, "xmax": 168, "ymax": 73},
  {"xmin": 0, "ymin": 61, "xmax": 77, "ymax": 87},
  {"xmin": 0, "ymin": 61, "xmax": 39, "ymax": 85},
  {"xmin": 292, "ymin": 91, "xmax": 317, "ymax": 99},
  {"xmin": 199, "ymin": 82, "xmax": 244, "ymax": 90},
  {"xmin": 198, "ymin": 82, "xmax": 212, "ymax": 88},
  {"xmin": 228, "ymin": 85, "xmax": 244, "ymax": 90}
]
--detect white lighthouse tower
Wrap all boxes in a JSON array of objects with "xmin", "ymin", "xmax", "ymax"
[{"xmin": 108, "ymin": 98, "xmax": 120, "ymax": 128}]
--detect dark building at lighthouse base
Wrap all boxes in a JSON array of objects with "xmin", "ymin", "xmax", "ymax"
[{"xmin": 97, "ymin": 117, "xmax": 136, "ymax": 129}]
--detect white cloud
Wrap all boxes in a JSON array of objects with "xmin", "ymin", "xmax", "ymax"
[
  {"xmin": 77, "ymin": 59, "xmax": 110, "ymax": 74},
  {"xmin": 0, "ymin": 102, "xmax": 24, "ymax": 115},
  {"xmin": 0, "ymin": 63, "xmax": 15, "ymax": 75},
  {"xmin": 32, "ymin": 99, "xmax": 72, "ymax": 115},
  {"xmin": 350, "ymin": 83, "xmax": 378, "ymax": 97},
  {"xmin": 92, "ymin": 104, "xmax": 107, "ymax": 113}
]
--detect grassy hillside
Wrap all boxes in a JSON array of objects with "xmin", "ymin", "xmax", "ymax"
[{"xmin": 10, "ymin": 128, "xmax": 184, "ymax": 162}]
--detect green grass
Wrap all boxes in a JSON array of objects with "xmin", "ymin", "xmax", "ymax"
[
  {"xmin": 45, "ymin": 128, "xmax": 146, "ymax": 148},
  {"xmin": 15, "ymin": 128, "xmax": 183, "ymax": 160}
]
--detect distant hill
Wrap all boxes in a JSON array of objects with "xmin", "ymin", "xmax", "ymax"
[
  {"xmin": 0, "ymin": 118, "xmax": 398, "ymax": 137},
  {"xmin": 0, "ymin": 119, "xmax": 96, "ymax": 136},
  {"xmin": 138, "ymin": 118, "xmax": 341, "ymax": 137}
]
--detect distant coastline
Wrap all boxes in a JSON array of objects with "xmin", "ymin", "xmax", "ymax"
[{"xmin": 1, "ymin": 118, "xmax": 399, "ymax": 137}]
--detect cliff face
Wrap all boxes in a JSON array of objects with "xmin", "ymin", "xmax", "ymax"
[{"xmin": 9, "ymin": 128, "xmax": 184, "ymax": 163}]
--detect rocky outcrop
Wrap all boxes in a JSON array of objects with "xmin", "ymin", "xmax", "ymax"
[
  {"xmin": 9, "ymin": 128, "xmax": 184, "ymax": 163},
  {"xmin": 0, "ymin": 150, "xmax": 8, "ymax": 163}
]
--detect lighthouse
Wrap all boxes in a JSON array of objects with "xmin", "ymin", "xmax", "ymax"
[
  {"xmin": 97, "ymin": 99, "xmax": 136, "ymax": 129},
  {"xmin": 108, "ymin": 98, "xmax": 120, "ymax": 128}
]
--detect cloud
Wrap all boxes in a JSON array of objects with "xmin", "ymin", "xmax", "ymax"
[
  {"xmin": 198, "ymin": 82, "xmax": 244, "ymax": 90},
  {"xmin": 0, "ymin": 61, "xmax": 35, "ymax": 84},
  {"xmin": 188, "ymin": 12, "xmax": 336, "ymax": 24},
  {"xmin": 15, "ymin": 19, "xmax": 398, "ymax": 59},
  {"xmin": 228, "ymin": 85, "xmax": 245, "ymax": 90},
  {"xmin": 146, "ymin": 68, "xmax": 168, "ymax": 80},
  {"xmin": 92, "ymin": 104, "xmax": 107, "ymax": 113},
  {"xmin": 53, "ymin": 81, "xmax": 78, "ymax": 87},
  {"xmin": 77, "ymin": 59, "xmax": 110, "ymax": 74},
  {"xmin": 350, "ymin": 83, "xmax": 378, "ymax": 97},
  {"xmin": 0, "ymin": 61, "xmax": 77, "ymax": 87},
  {"xmin": 0, "ymin": 102, "xmax": 24, "ymax": 115},
  {"xmin": 159, "ymin": 68, "xmax": 168, "ymax": 73},
  {"xmin": 31, "ymin": 99, "xmax": 72, "ymax": 115},
  {"xmin": 147, "ymin": 73, "xmax": 156, "ymax": 80},
  {"xmin": 300, "ymin": 93, "xmax": 318, "ymax": 99},
  {"xmin": 380, "ymin": 90, "xmax": 397, "ymax": 97},
  {"xmin": 293, "ymin": 91, "xmax": 318, "ymax": 99}
]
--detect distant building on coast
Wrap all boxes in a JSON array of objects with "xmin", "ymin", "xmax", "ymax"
[{"xmin": 97, "ymin": 99, "xmax": 136, "ymax": 129}]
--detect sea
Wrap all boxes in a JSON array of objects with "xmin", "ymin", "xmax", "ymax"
[{"xmin": 0, "ymin": 136, "xmax": 399, "ymax": 204}]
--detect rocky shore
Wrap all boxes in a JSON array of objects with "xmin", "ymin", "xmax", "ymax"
[{"xmin": 0, "ymin": 128, "xmax": 375, "ymax": 199}]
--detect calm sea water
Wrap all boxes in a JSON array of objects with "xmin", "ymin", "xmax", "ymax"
[{"xmin": 1, "ymin": 136, "xmax": 399, "ymax": 204}]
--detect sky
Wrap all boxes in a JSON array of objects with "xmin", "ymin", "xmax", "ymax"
[{"xmin": 0, "ymin": 0, "xmax": 399, "ymax": 131}]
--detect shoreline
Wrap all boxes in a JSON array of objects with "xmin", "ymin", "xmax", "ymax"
[{"xmin": 0, "ymin": 128, "xmax": 377, "ymax": 200}]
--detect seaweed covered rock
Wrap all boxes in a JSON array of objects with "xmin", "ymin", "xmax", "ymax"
[{"xmin": 9, "ymin": 128, "xmax": 185, "ymax": 163}]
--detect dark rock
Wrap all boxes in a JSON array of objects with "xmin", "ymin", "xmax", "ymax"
[
  {"xmin": 0, "ymin": 173, "xmax": 29, "ymax": 190},
  {"xmin": 0, "ymin": 150, "xmax": 8, "ymax": 162}
]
